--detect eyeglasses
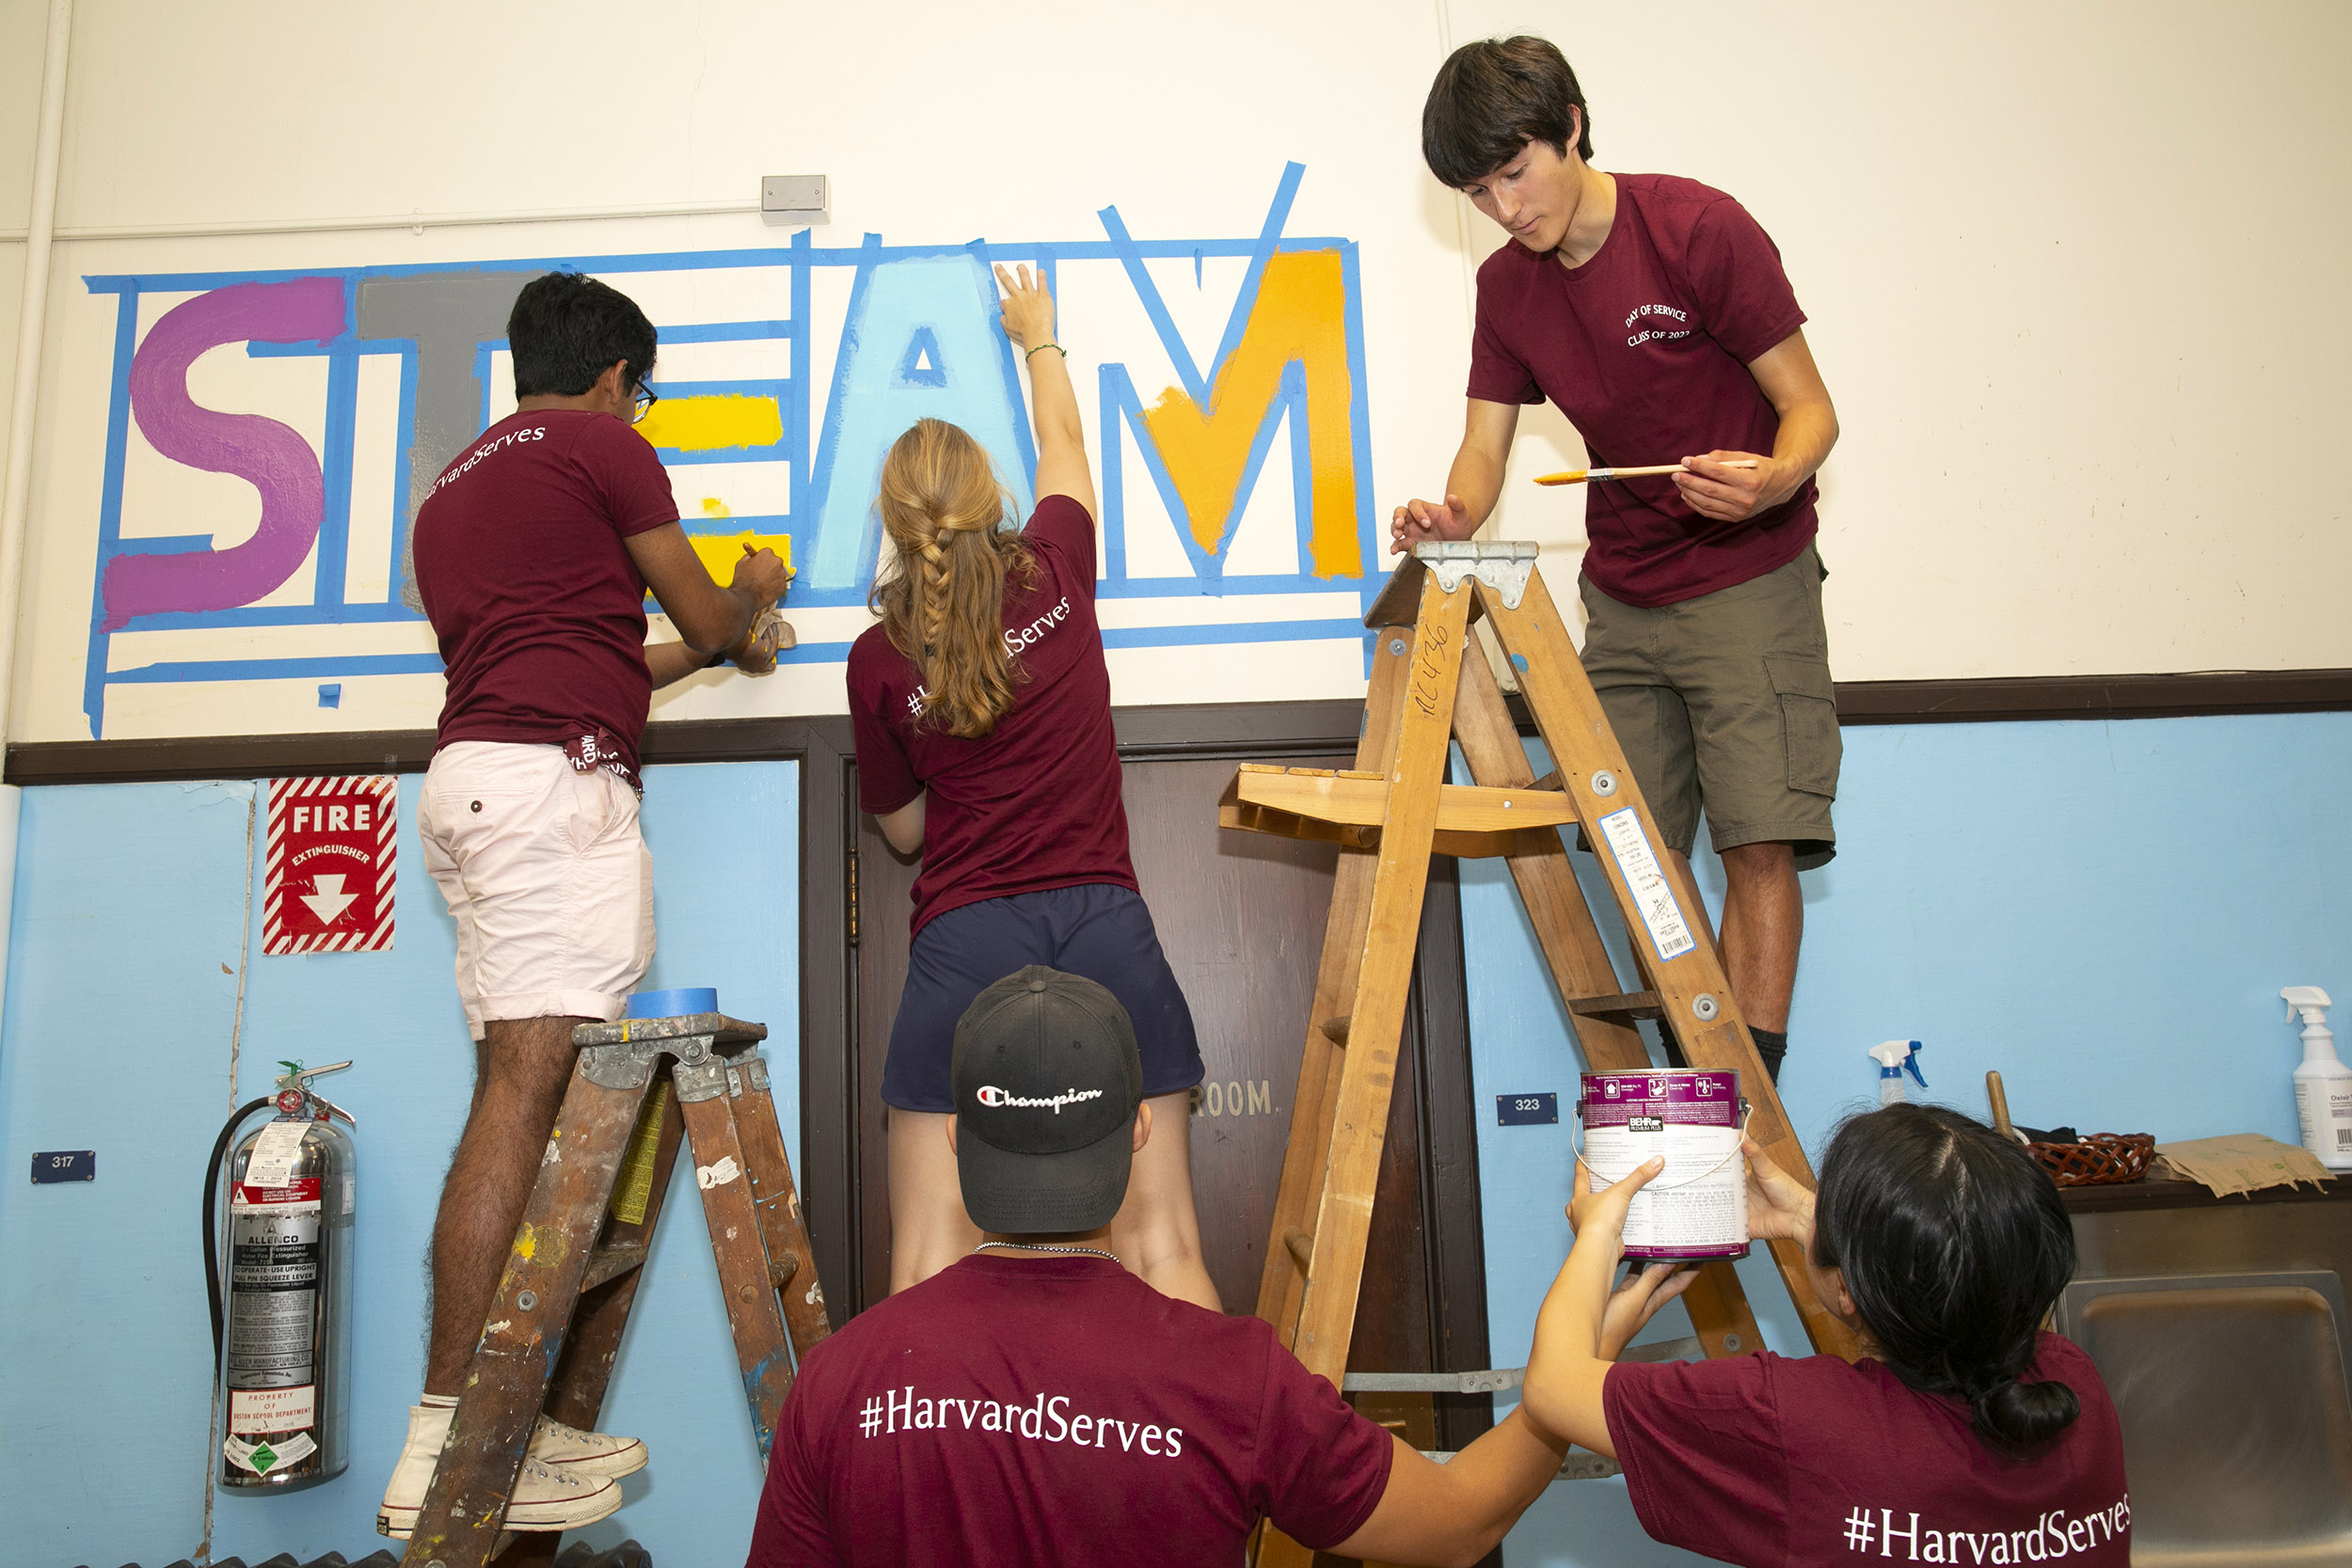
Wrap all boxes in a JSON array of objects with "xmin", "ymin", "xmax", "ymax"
[{"xmin": 630, "ymin": 384, "xmax": 660, "ymax": 424}]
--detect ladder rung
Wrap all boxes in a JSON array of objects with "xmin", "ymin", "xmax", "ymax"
[
  {"xmin": 1283, "ymin": 1227, "xmax": 1314, "ymax": 1270},
  {"xmin": 1566, "ymin": 989, "xmax": 1663, "ymax": 1022},
  {"xmin": 581, "ymin": 1243, "xmax": 647, "ymax": 1292},
  {"xmin": 1414, "ymin": 1449, "xmax": 1625, "ymax": 1482},
  {"xmin": 1619, "ymin": 1335, "xmax": 1704, "ymax": 1364},
  {"xmin": 1319, "ymin": 1015, "xmax": 1350, "ymax": 1045},
  {"xmin": 1232, "ymin": 769, "xmax": 1576, "ymax": 834},
  {"xmin": 1343, "ymin": 1368, "xmax": 1525, "ymax": 1394},
  {"xmin": 1529, "ymin": 768, "xmax": 1564, "ymax": 792},
  {"xmin": 769, "ymin": 1251, "xmax": 800, "ymax": 1288},
  {"xmin": 1337, "ymin": 1340, "xmax": 1697, "ymax": 1397}
]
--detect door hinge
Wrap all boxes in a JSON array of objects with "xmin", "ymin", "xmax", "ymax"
[{"xmin": 846, "ymin": 841, "xmax": 859, "ymax": 947}]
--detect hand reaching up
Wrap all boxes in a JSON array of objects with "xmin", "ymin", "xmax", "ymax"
[{"xmin": 994, "ymin": 262, "xmax": 1057, "ymax": 355}]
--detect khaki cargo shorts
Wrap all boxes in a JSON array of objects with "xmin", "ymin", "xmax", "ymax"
[{"xmin": 1578, "ymin": 543, "xmax": 1839, "ymax": 870}]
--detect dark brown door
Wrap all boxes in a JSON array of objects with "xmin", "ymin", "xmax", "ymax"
[{"xmin": 843, "ymin": 705, "xmax": 1492, "ymax": 1449}]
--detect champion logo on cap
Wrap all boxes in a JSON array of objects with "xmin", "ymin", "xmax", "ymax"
[{"xmin": 975, "ymin": 1085, "xmax": 1106, "ymax": 1113}]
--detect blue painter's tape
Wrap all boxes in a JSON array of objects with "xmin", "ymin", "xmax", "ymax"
[
  {"xmin": 1497, "ymin": 1092, "xmax": 1559, "ymax": 1127},
  {"xmin": 316, "ymin": 683, "xmax": 341, "ymax": 708},
  {"xmin": 627, "ymin": 987, "xmax": 718, "ymax": 1020}
]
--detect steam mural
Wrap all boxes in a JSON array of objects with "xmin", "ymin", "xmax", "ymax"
[{"xmin": 72, "ymin": 165, "xmax": 1380, "ymax": 738}]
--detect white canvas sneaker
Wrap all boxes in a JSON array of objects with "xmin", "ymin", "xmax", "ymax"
[
  {"xmin": 376, "ymin": 1402, "xmax": 623, "ymax": 1539},
  {"xmin": 528, "ymin": 1412, "xmax": 648, "ymax": 1478}
]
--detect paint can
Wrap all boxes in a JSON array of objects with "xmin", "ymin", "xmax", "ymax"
[{"xmin": 1578, "ymin": 1069, "xmax": 1750, "ymax": 1260}]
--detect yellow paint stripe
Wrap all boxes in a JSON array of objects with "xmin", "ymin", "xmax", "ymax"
[
  {"xmin": 637, "ymin": 393, "xmax": 784, "ymax": 452},
  {"xmin": 644, "ymin": 531, "xmax": 794, "ymax": 603},
  {"xmin": 686, "ymin": 531, "xmax": 791, "ymax": 585}
]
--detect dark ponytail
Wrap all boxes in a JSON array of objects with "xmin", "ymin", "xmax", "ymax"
[
  {"xmin": 1970, "ymin": 1375, "xmax": 2080, "ymax": 1453},
  {"xmin": 1812, "ymin": 1104, "xmax": 2082, "ymax": 1456}
]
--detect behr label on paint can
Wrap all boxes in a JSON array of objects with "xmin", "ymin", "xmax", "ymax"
[{"xmin": 1580, "ymin": 1069, "xmax": 1749, "ymax": 1260}]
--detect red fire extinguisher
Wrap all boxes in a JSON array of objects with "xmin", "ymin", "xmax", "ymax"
[{"xmin": 203, "ymin": 1059, "xmax": 357, "ymax": 1490}]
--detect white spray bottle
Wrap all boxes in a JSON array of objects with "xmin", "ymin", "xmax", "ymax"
[
  {"xmin": 2280, "ymin": 987, "xmax": 2352, "ymax": 1172},
  {"xmin": 1869, "ymin": 1040, "xmax": 1928, "ymax": 1106}
]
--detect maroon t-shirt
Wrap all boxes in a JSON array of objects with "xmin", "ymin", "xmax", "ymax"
[
  {"xmin": 1603, "ymin": 1333, "xmax": 2131, "ymax": 1567},
  {"xmin": 846, "ymin": 496, "xmax": 1136, "ymax": 937},
  {"xmin": 746, "ymin": 1254, "xmax": 1394, "ymax": 1567},
  {"xmin": 413, "ymin": 408, "xmax": 679, "ymax": 777},
  {"xmin": 1469, "ymin": 172, "xmax": 1816, "ymax": 608}
]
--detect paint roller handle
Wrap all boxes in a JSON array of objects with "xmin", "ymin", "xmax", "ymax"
[{"xmin": 1986, "ymin": 1070, "xmax": 2028, "ymax": 1144}]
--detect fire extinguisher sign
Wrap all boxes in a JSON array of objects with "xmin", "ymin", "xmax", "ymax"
[{"xmin": 263, "ymin": 776, "xmax": 396, "ymax": 955}]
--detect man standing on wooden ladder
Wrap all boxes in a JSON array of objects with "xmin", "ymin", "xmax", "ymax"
[
  {"xmin": 377, "ymin": 271, "xmax": 791, "ymax": 1540},
  {"xmin": 1394, "ymin": 36, "xmax": 1841, "ymax": 1084}
]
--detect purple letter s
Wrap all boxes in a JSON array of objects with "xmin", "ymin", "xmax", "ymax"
[{"xmin": 100, "ymin": 276, "xmax": 346, "ymax": 630}]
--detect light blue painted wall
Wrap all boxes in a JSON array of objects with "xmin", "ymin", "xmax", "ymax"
[
  {"xmin": 6, "ymin": 710, "xmax": 2345, "ymax": 1567},
  {"xmin": 0, "ymin": 762, "xmax": 799, "ymax": 1568},
  {"xmin": 1476, "ymin": 711, "xmax": 2352, "ymax": 1565}
]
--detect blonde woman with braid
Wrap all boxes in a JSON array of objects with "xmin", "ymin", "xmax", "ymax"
[{"xmin": 845, "ymin": 264, "xmax": 1217, "ymax": 1309}]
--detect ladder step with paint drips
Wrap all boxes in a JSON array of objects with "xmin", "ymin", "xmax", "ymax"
[
  {"xmin": 1222, "ymin": 543, "xmax": 1862, "ymax": 1568},
  {"xmin": 401, "ymin": 1012, "xmax": 832, "ymax": 1568}
]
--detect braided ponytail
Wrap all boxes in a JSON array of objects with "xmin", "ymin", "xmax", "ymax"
[
  {"xmin": 870, "ymin": 419, "xmax": 1037, "ymax": 737},
  {"xmin": 1811, "ymin": 1104, "xmax": 2084, "ymax": 1457}
]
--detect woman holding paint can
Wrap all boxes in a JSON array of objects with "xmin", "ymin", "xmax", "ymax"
[
  {"xmin": 1524, "ymin": 1104, "xmax": 2130, "ymax": 1565},
  {"xmin": 844, "ymin": 263, "xmax": 1216, "ymax": 1310}
]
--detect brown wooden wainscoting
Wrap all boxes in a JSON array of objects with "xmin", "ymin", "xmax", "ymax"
[{"xmin": 14, "ymin": 666, "xmax": 2348, "ymax": 789}]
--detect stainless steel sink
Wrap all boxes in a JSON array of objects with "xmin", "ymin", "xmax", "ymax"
[{"xmin": 2056, "ymin": 1270, "xmax": 2352, "ymax": 1566}]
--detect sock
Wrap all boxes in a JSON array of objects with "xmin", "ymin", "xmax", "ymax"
[
  {"xmin": 421, "ymin": 1393, "xmax": 458, "ymax": 1409},
  {"xmin": 1750, "ymin": 1027, "xmax": 1788, "ymax": 1085}
]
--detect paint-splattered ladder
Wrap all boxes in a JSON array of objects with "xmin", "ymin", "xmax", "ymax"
[
  {"xmin": 1222, "ymin": 543, "xmax": 1861, "ymax": 1568},
  {"xmin": 400, "ymin": 1012, "xmax": 832, "ymax": 1568}
]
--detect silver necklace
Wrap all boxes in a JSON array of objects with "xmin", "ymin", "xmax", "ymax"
[{"xmin": 973, "ymin": 1241, "xmax": 1123, "ymax": 1265}]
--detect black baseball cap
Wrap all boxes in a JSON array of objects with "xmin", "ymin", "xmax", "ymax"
[{"xmin": 952, "ymin": 966, "xmax": 1144, "ymax": 1234}]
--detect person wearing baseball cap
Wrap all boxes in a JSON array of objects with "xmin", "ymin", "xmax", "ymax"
[{"xmin": 744, "ymin": 967, "xmax": 1693, "ymax": 1568}]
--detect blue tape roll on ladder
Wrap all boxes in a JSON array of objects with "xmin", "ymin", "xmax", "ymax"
[{"xmin": 626, "ymin": 987, "xmax": 719, "ymax": 1019}]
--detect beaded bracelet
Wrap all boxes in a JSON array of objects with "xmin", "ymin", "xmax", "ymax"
[{"xmin": 1025, "ymin": 341, "xmax": 1067, "ymax": 361}]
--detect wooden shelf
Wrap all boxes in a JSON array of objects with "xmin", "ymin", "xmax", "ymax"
[{"xmin": 2058, "ymin": 1176, "xmax": 2351, "ymax": 1214}]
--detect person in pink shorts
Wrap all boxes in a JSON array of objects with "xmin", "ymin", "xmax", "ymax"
[{"xmin": 379, "ymin": 270, "xmax": 789, "ymax": 1540}]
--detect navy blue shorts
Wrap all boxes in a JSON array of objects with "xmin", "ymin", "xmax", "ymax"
[{"xmin": 882, "ymin": 883, "xmax": 1203, "ymax": 1114}]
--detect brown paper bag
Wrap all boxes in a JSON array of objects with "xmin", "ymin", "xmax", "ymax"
[{"xmin": 2148, "ymin": 1133, "xmax": 2333, "ymax": 1198}]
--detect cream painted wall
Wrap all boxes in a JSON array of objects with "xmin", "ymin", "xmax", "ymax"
[
  {"xmin": 6, "ymin": 0, "xmax": 2349, "ymax": 746},
  {"xmin": 0, "ymin": 0, "xmax": 51, "ymax": 481},
  {"xmin": 1453, "ymin": 0, "xmax": 2352, "ymax": 679}
]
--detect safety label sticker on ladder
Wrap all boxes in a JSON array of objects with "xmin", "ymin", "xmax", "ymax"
[{"xmin": 1596, "ymin": 807, "xmax": 1697, "ymax": 962}]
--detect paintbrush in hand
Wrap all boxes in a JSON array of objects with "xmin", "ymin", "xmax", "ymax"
[{"xmin": 1534, "ymin": 459, "xmax": 1760, "ymax": 486}]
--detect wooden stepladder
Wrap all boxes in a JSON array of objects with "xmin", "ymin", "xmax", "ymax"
[
  {"xmin": 403, "ymin": 1012, "xmax": 833, "ymax": 1568},
  {"xmin": 1227, "ymin": 544, "xmax": 1861, "ymax": 1566}
]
